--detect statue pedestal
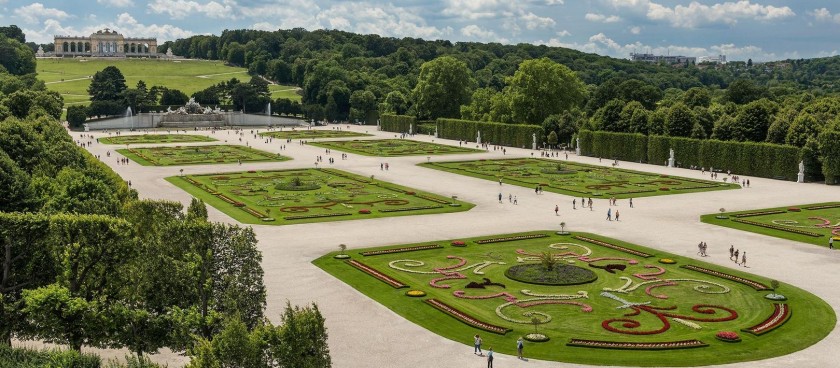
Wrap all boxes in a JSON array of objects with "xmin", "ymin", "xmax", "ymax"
[
  {"xmin": 575, "ymin": 147, "xmax": 580, "ymax": 155},
  {"xmin": 798, "ymin": 173, "xmax": 805, "ymax": 183},
  {"xmin": 532, "ymin": 142, "xmax": 537, "ymax": 150},
  {"xmin": 668, "ymin": 158, "xmax": 675, "ymax": 168}
]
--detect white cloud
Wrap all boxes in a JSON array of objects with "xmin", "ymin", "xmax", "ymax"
[
  {"xmin": 609, "ymin": 0, "xmax": 795, "ymax": 28},
  {"xmin": 316, "ymin": 2, "xmax": 451, "ymax": 40},
  {"xmin": 442, "ymin": 0, "xmax": 507, "ymax": 20},
  {"xmin": 585, "ymin": 13, "xmax": 621, "ymax": 23},
  {"xmin": 147, "ymin": 0, "xmax": 236, "ymax": 19},
  {"xmin": 520, "ymin": 11, "xmax": 556, "ymax": 29},
  {"xmin": 556, "ymin": 30, "xmax": 571, "ymax": 37},
  {"xmin": 13, "ymin": 3, "xmax": 70, "ymax": 24},
  {"xmin": 23, "ymin": 14, "xmax": 193, "ymax": 44},
  {"xmin": 811, "ymin": 8, "xmax": 840, "ymax": 24},
  {"xmin": 545, "ymin": 0, "xmax": 564, "ymax": 4},
  {"xmin": 97, "ymin": 0, "xmax": 134, "ymax": 7},
  {"xmin": 461, "ymin": 24, "xmax": 510, "ymax": 43},
  {"xmin": 630, "ymin": 26, "xmax": 641, "ymax": 34}
]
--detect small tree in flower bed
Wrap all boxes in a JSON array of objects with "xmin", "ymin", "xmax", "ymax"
[{"xmin": 335, "ymin": 244, "xmax": 350, "ymax": 259}]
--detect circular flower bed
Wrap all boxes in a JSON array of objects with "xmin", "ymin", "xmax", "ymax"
[
  {"xmin": 765, "ymin": 293, "xmax": 787, "ymax": 301},
  {"xmin": 524, "ymin": 333, "xmax": 550, "ymax": 342},
  {"xmin": 788, "ymin": 207, "xmax": 801, "ymax": 212},
  {"xmin": 333, "ymin": 254, "xmax": 351, "ymax": 259},
  {"xmin": 659, "ymin": 258, "xmax": 677, "ymax": 264},
  {"xmin": 504, "ymin": 264, "xmax": 597, "ymax": 286},
  {"xmin": 359, "ymin": 209, "xmax": 371, "ymax": 214},
  {"xmin": 715, "ymin": 331, "xmax": 741, "ymax": 342},
  {"xmin": 405, "ymin": 290, "xmax": 426, "ymax": 297},
  {"xmin": 451, "ymin": 241, "xmax": 466, "ymax": 247}
]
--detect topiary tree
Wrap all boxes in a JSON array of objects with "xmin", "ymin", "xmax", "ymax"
[
  {"xmin": 560, "ymin": 222, "xmax": 566, "ymax": 233},
  {"xmin": 539, "ymin": 251, "xmax": 557, "ymax": 271},
  {"xmin": 339, "ymin": 244, "xmax": 347, "ymax": 256}
]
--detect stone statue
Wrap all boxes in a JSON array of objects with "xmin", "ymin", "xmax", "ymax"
[
  {"xmin": 799, "ymin": 160, "xmax": 805, "ymax": 174},
  {"xmin": 669, "ymin": 148, "xmax": 675, "ymax": 160},
  {"xmin": 532, "ymin": 132, "xmax": 537, "ymax": 150},
  {"xmin": 166, "ymin": 106, "xmax": 173, "ymax": 114},
  {"xmin": 36, "ymin": 45, "xmax": 45, "ymax": 57},
  {"xmin": 476, "ymin": 130, "xmax": 481, "ymax": 144}
]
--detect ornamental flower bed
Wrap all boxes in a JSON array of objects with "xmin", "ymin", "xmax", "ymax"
[
  {"xmin": 233, "ymin": 202, "xmax": 246, "ymax": 207},
  {"xmin": 732, "ymin": 210, "xmax": 785, "ymax": 218},
  {"xmin": 732, "ymin": 219, "xmax": 823, "ymax": 237},
  {"xmin": 284, "ymin": 213, "xmax": 352, "ymax": 220},
  {"xmin": 414, "ymin": 194, "xmax": 450, "ymax": 204},
  {"xmin": 346, "ymin": 260, "xmax": 407, "ymax": 288},
  {"xmin": 659, "ymin": 258, "xmax": 677, "ymax": 264},
  {"xmin": 742, "ymin": 303, "xmax": 791, "ymax": 335},
  {"xmin": 358, "ymin": 209, "xmax": 371, "ymax": 214},
  {"xmin": 567, "ymin": 339, "xmax": 708, "ymax": 350},
  {"xmin": 451, "ymin": 241, "xmax": 466, "ymax": 247},
  {"xmin": 475, "ymin": 234, "xmax": 549, "ymax": 244},
  {"xmin": 573, "ymin": 235, "xmax": 652, "ymax": 258},
  {"xmin": 715, "ymin": 331, "xmax": 741, "ymax": 342},
  {"xmin": 804, "ymin": 203, "xmax": 840, "ymax": 210},
  {"xmin": 788, "ymin": 207, "xmax": 801, "ymax": 212},
  {"xmin": 681, "ymin": 265, "xmax": 770, "ymax": 290},
  {"xmin": 360, "ymin": 244, "xmax": 442, "ymax": 256},
  {"xmin": 379, "ymin": 205, "xmax": 443, "ymax": 213},
  {"xmin": 240, "ymin": 206, "xmax": 267, "ymax": 219},
  {"xmin": 405, "ymin": 290, "xmax": 426, "ymax": 297},
  {"xmin": 424, "ymin": 298, "xmax": 510, "ymax": 335},
  {"xmin": 659, "ymin": 187, "xmax": 670, "ymax": 191}
]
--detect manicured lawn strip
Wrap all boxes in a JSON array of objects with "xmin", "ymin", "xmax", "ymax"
[
  {"xmin": 701, "ymin": 202, "xmax": 840, "ymax": 247},
  {"xmin": 419, "ymin": 158, "xmax": 739, "ymax": 199},
  {"xmin": 166, "ymin": 168, "xmax": 474, "ymax": 226},
  {"xmin": 313, "ymin": 231, "xmax": 835, "ymax": 366},
  {"xmin": 98, "ymin": 134, "xmax": 217, "ymax": 144},
  {"xmin": 308, "ymin": 139, "xmax": 482, "ymax": 157},
  {"xmin": 260, "ymin": 130, "xmax": 372, "ymax": 139},
  {"xmin": 117, "ymin": 145, "xmax": 289, "ymax": 166}
]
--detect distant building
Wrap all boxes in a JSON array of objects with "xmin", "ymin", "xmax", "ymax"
[
  {"xmin": 630, "ymin": 53, "xmax": 696, "ymax": 65},
  {"xmin": 698, "ymin": 55, "xmax": 727, "ymax": 64},
  {"xmin": 54, "ymin": 28, "xmax": 158, "ymax": 57}
]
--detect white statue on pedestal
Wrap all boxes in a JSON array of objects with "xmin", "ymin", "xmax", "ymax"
[
  {"xmin": 798, "ymin": 160, "xmax": 805, "ymax": 183},
  {"xmin": 667, "ymin": 148, "xmax": 675, "ymax": 168},
  {"xmin": 532, "ymin": 133, "xmax": 537, "ymax": 150},
  {"xmin": 575, "ymin": 137, "xmax": 580, "ymax": 155},
  {"xmin": 476, "ymin": 130, "xmax": 481, "ymax": 145}
]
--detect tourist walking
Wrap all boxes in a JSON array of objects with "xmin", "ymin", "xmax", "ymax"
[
  {"xmin": 629, "ymin": 198, "xmax": 634, "ymax": 208},
  {"xmin": 513, "ymin": 196, "xmax": 518, "ymax": 205},
  {"xmin": 734, "ymin": 249, "xmax": 740, "ymax": 264},
  {"xmin": 615, "ymin": 210, "xmax": 620, "ymax": 221},
  {"xmin": 572, "ymin": 199, "xmax": 576, "ymax": 209},
  {"xmin": 498, "ymin": 193, "xmax": 503, "ymax": 204},
  {"xmin": 474, "ymin": 334, "xmax": 482, "ymax": 355},
  {"xmin": 729, "ymin": 245, "xmax": 734, "ymax": 260},
  {"xmin": 606, "ymin": 208, "xmax": 612, "ymax": 221},
  {"xmin": 487, "ymin": 348, "xmax": 494, "ymax": 368},
  {"xmin": 830, "ymin": 237, "xmax": 834, "ymax": 249},
  {"xmin": 741, "ymin": 252, "xmax": 747, "ymax": 267},
  {"xmin": 555, "ymin": 205, "xmax": 559, "ymax": 216},
  {"xmin": 517, "ymin": 337, "xmax": 524, "ymax": 359}
]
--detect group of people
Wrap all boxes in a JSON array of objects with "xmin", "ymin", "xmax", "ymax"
[
  {"xmin": 473, "ymin": 334, "xmax": 525, "ymax": 367},
  {"xmin": 729, "ymin": 245, "xmax": 747, "ymax": 266},
  {"xmin": 697, "ymin": 241, "xmax": 709, "ymax": 257}
]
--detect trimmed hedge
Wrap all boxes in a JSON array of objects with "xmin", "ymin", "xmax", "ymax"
[
  {"xmin": 578, "ymin": 130, "xmax": 647, "ymax": 162},
  {"xmin": 436, "ymin": 118, "xmax": 543, "ymax": 148},
  {"xmin": 579, "ymin": 131, "xmax": 802, "ymax": 180},
  {"xmin": 380, "ymin": 114, "xmax": 415, "ymax": 133},
  {"xmin": 0, "ymin": 344, "xmax": 101, "ymax": 368}
]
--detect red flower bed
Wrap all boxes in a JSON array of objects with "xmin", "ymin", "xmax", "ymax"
[
  {"xmin": 681, "ymin": 265, "xmax": 770, "ymax": 290},
  {"xmin": 360, "ymin": 244, "xmax": 442, "ymax": 256},
  {"xmin": 567, "ymin": 339, "xmax": 707, "ymax": 350},
  {"xmin": 346, "ymin": 260, "xmax": 407, "ymax": 288},
  {"xmin": 788, "ymin": 207, "xmax": 801, "ymax": 212},
  {"xmin": 247, "ymin": 170, "xmax": 256, "ymax": 173},
  {"xmin": 715, "ymin": 331, "xmax": 741, "ymax": 342},
  {"xmin": 742, "ymin": 303, "xmax": 791, "ymax": 335},
  {"xmin": 732, "ymin": 218, "xmax": 823, "ymax": 237},
  {"xmin": 804, "ymin": 203, "xmax": 840, "ymax": 210},
  {"xmin": 732, "ymin": 210, "xmax": 785, "ymax": 218},
  {"xmin": 405, "ymin": 191, "xmax": 416, "ymax": 195},
  {"xmin": 475, "ymin": 234, "xmax": 548, "ymax": 244},
  {"xmin": 425, "ymin": 299, "xmax": 510, "ymax": 335},
  {"xmin": 659, "ymin": 187, "xmax": 670, "ymax": 191},
  {"xmin": 573, "ymin": 235, "xmax": 652, "ymax": 258},
  {"xmin": 450, "ymin": 241, "xmax": 466, "ymax": 246},
  {"xmin": 233, "ymin": 202, "xmax": 246, "ymax": 207},
  {"xmin": 359, "ymin": 209, "xmax": 371, "ymax": 214}
]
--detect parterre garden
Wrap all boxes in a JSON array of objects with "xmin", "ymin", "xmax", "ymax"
[
  {"xmin": 421, "ymin": 158, "xmax": 740, "ymax": 198},
  {"xmin": 260, "ymin": 129, "xmax": 372, "ymax": 139},
  {"xmin": 701, "ymin": 202, "xmax": 840, "ymax": 247},
  {"xmin": 167, "ymin": 168, "xmax": 473, "ymax": 225},
  {"xmin": 308, "ymin": 139, "xmax": 482, "ymax": 156},
  {"xmin": 314, "ymin": 231, "xmax": 834, "ymax": 366},
  {"xmin": 98, "ymin": 134, "xmax": 217, "ymax": 144},
  {"xmin": 118, "ymin": 145, "xmax": 288, "ymax": 166}
]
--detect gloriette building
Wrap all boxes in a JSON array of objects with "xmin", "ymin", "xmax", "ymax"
[{"xmin": 54, "ymin": 28, "xmax": 158, "ymax": 57}]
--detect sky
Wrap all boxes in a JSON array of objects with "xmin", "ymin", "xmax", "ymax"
[{"xmin": 3, "ymin": 0, "xmax": 840, "ymax": 61}]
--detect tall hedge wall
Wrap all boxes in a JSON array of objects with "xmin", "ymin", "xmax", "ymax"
[
  {"xmin": 577, "ymin": 130, "xmax": 647, "ymax": 162},
  {"xmin": 579, "ymin": 131, "xmax": 802, "ymax": 180},
  {"xmin": 647, "ymin": 135, "xmax": 801, "ymax": 180},
  {"xmin": 436, "ymin": 118, "xmax": 543, "ymax": 148},
  {"xmin": 380, "ymin": 114, "xmax": 415, "ymax": 133}
]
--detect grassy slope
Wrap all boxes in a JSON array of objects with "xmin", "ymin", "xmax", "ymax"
[
  {"xmin": 313, "ymin": 231, "xmax": 835, "ymax": 366},
  {"xmin": 701, "ymin": 202, "xmax": 840, "ymax": 247},
  {"xmin": 37, "ymin": 58, "xmax": 300, "ymax": 106},
  {"xmin": 166, "ymin": 169, "xmax": 474, "ymax": 226},
  {"xmin": 419, "ymin": 159, "xmax": 741, "ymax": 199}
]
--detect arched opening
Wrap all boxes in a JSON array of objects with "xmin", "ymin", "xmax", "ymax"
[
  {"xmin": 85, "ymin": 42, "xmax": 90, "ymax": 52},
  {"xmin": 77, "ymin": 42, "xmax": 83, "ymax": 53},
  {"xmin": 63, "ymin": 42, "xmax": 69, "ymax": 52},
  {"xmin": 70, "ymin": 42, "xmax": 76, "ymax": 52}
]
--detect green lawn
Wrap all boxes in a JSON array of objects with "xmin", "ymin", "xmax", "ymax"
[
  {"xmin": 314, "ymin": 231, "xmax": 834, "ymax": 366},
  {"xmin": 260, "ymin": 129, "xmax": 371, "ymax": 140},
  {"xmin": 117, "ymin": 145, "xmax": 288, "ymax": 166},
  {"xmin": 98, "ymin": 134, "xmax": 217, "ymax": 145},
  {"xmin": 308, "ymin": 139, "xmax": 482, "ymax": 157},
  {"xmin": 37, "ymin": 59, "xmax": 300, "ymax": 107},
  {"xmin": 167, "ymin": 168, "xmax": 474, "ymax": 225},
  {"xmin": 420, "ymin": 158, "xmax": 740, "ymax": 199},
  {"xmin": 701, "ymin": 202, "xmax": 840, "ymax": 247}
]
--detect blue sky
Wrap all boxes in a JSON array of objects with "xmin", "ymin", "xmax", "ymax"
[{"xmin": 2, "ymin": 0, "xmax": 840, "ymax": 61}]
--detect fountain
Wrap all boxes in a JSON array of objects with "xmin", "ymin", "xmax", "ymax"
[
  {"xmin": 125, "ymin": 106, "xmax": 133, "ymax": 130},
  {"xmin": 160, "ymin": 97, "xmax": 225, "ymax": 128},
  {"xmin": 266, "ymin": 102, "xmax": 272, "ymax": 126}
]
